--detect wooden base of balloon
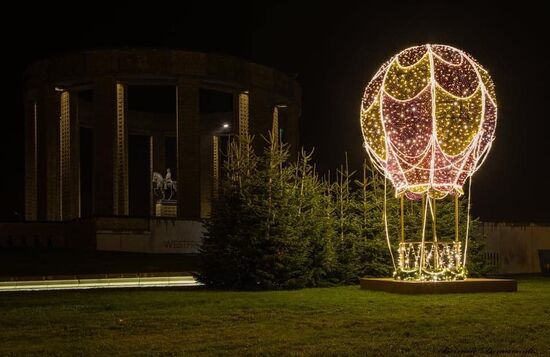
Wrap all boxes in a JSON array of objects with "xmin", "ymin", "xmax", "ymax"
[{"xmin": 360, "ymin": 278, "xmax": 517, "ymax": 294}]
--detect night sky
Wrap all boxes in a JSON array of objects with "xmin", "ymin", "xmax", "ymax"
[{"xmin": 2, "ymin": 1, "xmax": 549, "ymax": 222}]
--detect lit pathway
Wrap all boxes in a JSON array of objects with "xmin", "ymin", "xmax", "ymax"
[{"xmin": 0, "ymin": 275, "xmax": 202, "ymax": 292}]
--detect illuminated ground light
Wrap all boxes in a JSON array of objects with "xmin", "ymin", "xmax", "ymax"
[
  {"xmin": 360, "ymin": 44, "xmax": 497, "ymax": 281},
  {"xmin": 0, "ymin": 276, "xmax": 201, "ymax": 292}
]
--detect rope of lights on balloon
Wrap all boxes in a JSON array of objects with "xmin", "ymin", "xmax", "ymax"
[
  {"xmin": 383, "ymin": 176, "xmax": 397, "ymax": 270},
  {"xmin": 361, "ymin": 44, "xmax": 497, "ymax": 281},
  {"xmin": 463, "ymin": 176, "xmax": 472, "ymax": 268}
]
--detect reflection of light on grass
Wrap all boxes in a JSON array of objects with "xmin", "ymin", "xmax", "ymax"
[{"xmin": 0, "ymin": 276, "xmax": 201, "ymax": 292}]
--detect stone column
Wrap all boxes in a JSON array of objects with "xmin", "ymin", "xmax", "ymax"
[
  {"xmin": 92, "ymin": 77, "xmax": 116, "ymax": 216},
  {"xmin": 200, "ymin": 133, "xmax": 213, "ymax": 218},
  {"xmin": 151, "ymin": 133, "xmax": 165, "ymax": 216},
  {"xmin": 212, "ymin": 135, "xmax": 220, "ymax": 201},
  {"xmin": 236, "ymin": 91, "xmax": 249, "ymax": 138},
  {"xmin": 59, "ymin": 90, "xmax": 80, "ymax": 220},
  {"xmin": 113, "ymin": 83, "xmax": 129, "ymax": 216},
  {"xmin": 41, "ymin": 85, "xmax": 61, "ymax": 221},
  {"xmin": 176, "ymin": 78, "xmax": 200, "ymax": 220},
  {"xmin": 24, "ymin": 97, "xmax": 37, "ymax": 221},
  {"xmin": 70, "ymin": 92, "xmax": 81, "ymax": 219},
  {"xmin": 272, "ymin": 106, "xmax": 279, "ymax": 145}
]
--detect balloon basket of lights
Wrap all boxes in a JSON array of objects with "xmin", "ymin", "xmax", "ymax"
[
  {"xmin": 360, "ymin": 190, "xmax": 517, "ymax": 293},
  {"xmin": 395, "ymin": 241, "xmax": 465, "ymax": 281},
  {"xmin": 393, "ymin": 193, "xmax": 467, "ymax": 282}
]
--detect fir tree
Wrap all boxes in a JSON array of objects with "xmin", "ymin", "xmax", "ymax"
[{"xmin": 197, "ymin": 134, "xmax": 333, "ymax": 289}]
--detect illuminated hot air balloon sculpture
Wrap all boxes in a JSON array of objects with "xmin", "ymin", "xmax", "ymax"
[{"xmin": 360, "ymin": 44, "xmax": 497, "ymax": 281}]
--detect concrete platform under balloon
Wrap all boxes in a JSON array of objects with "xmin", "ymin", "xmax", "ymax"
[{"xmin": 360, "ymin": 278, "xmax": 517, "ymax": 294}]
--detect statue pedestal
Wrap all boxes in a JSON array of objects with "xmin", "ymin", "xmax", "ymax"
[
  {"xmin": 360, "ymin": 278, "xmax": 517, "ymax": 294},
  {"xmin": 155, "ymin": 200, "xmax": 177, "ymax": 217}
]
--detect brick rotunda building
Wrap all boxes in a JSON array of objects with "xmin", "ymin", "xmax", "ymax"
[{"xmin": 14, "ymin": 49, "xmax": 301, "ymax": 253}]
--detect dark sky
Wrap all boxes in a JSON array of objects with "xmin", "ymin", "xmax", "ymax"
[{"xmin": 2, "ymin": 1, "xmax": 549, "ymax": 222}]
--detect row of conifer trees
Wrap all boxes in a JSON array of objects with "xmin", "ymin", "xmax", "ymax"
[{"xmin": 196, "ymin": 134, "xmax": 490, "ymax": 290}]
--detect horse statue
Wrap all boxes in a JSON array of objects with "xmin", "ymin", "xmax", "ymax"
[
  {"xmin": 152, "ymin": 172, "xmax": 165, "ymax": 200},
  {"xmin": 165, "ymin": 180, "xmax": 177, "ymax": 200},
  {"xmin": 152, "ymin": 169, "xmax": 178, "ymax": 201}
]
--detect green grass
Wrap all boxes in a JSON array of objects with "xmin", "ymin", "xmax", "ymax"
[{"xmin": 1, "ymin": 278, "xmax": 549, "ymax": 356}]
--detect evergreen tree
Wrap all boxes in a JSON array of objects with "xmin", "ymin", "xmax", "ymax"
[
  {"xmin": 353, "ymin": 161, "xmax": 397, "ymax": 278},
  {"xmin": 197, "ymin": 134, "xmax": 333, "ymax": 289},
  {"xmin": 329, "ymin": 154, "xmax": 361, "ymax": 283},
  {"xmin": 293, "ymin": 149, "xmax": 336, "ymax": 286}
]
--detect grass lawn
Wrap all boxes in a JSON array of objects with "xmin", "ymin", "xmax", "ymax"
[{"xmin": 1, "ymin": 277, "xmax": 549, "ymax": 356}]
